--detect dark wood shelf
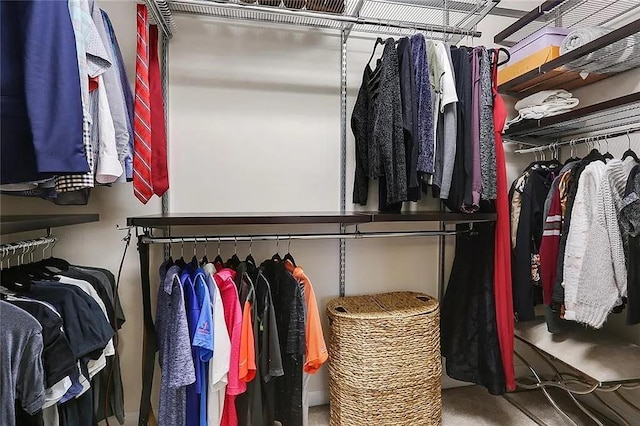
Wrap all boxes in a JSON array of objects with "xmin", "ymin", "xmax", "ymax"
[
  {"xmin": 127, "ymin": 211, "xmax": 496, "ymax": 228},
  {"xmin": 0, "ymin": 214, "xmax": 100, "ymax": 235},
  {"xmin": 127, "ymin": 212, "xmax": 371, "ymax": 227},
  {"xmin": 503, "ymin": 92, "xmax": 640, "ymax": 145},
  {"xmin": 369, "ymin": 212, "xmax": 496, "ymax": 224}
]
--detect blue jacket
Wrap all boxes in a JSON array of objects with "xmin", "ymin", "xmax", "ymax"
[{"xmin": 1, "ymin": 1, "xmax": 89, "ymax": 184}]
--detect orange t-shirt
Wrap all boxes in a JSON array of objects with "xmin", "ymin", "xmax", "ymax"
[
  {"xmin": 238, "ymin": 300, "xmax": 256, "ymax": 383},
  {"xmin": 285, "ymin": 260, "xmax": 328, "ymax": 374}
]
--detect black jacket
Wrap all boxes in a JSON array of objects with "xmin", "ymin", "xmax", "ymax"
[
  {"xmin": 512, "ymin": 167, "xmax": 556, "ymax": 321},
  {"xmin": 444, "ymin": 46, "xmax": 472, "ymax": 212}
]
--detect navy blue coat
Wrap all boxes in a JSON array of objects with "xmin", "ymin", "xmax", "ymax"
[{"xmin": 1, "ymin": 0, "xmax": 89, "ymax": 184}]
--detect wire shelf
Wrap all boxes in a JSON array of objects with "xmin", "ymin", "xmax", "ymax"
[
  {"xmin": 498, "ymin": 14, "xmax": 640, "ymax": 98},
  {"xmin": 163, "ymin": 0, "xmax": 494, "ymax": 38},
  {"xmin": 503, "ymin": 92, "xmax": 640, "ymax": 145},
  {"xmin": 145, "ymin": 0, "xmax": 177, "ymax": 38},
  {"xmin": 495, "ymin": 0, "xmax": 640, "ymax": 46}
]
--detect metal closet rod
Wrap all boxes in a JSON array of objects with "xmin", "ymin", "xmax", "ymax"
[
  {"xmin": 0, "ymin": 236, "xmax": 58, "ymax": 256},
  {"xmin": 140, "ymin": 229, "xmax": 466, "ymax": 244},
  {"xmin": 514, "ymin": 127, "xmax": 640, "ymax": 155},
  {"xmin": 169, "ymin": 0, "xmax": 483, "ymax": 37}
]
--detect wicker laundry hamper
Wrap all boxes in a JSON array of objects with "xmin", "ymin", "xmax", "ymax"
[{"xmin": 326, "ymin": 292, "xmax": 442, "ymax": 426}]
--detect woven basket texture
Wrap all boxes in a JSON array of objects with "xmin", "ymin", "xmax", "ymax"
[{"xmin": 326, "ymin": 291, "xmax": 442, "ymax": 426}]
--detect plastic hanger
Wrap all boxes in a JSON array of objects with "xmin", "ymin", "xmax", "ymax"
[
  {"xmin": 490, "ymin": 47, "xmax": 510, "ymax": 67},
  {"xmin": 601, "ymin": 136, "xmax": 614, "ymax": 160},
  {"xmin": 564, "ymin": 140, "xmax": 581, "ymax": 164},
  {"xmin": 226, "ymin": 236, "xmax": 241, "ymax": 270},
  {"xmin": 213, "ymin": 237, "xmax": 224, "ymax": 267},
  {"xmin": 622, "ymin": 131, "xmax": 639, "ymax": 162},
  {"xmin": 9, "ymin": 241, "xmax": 50, "ymax": 280},
  {"xmin": 37, "ymin": 238, "xmax": 69, "ymax": 272},
  {"xmin": 367, "ymin": 37, "xmax": 384, "ymax": 68},
  {"xmin": 283, "ymin": 235, "xmax": 296, "ymax": 267},
  {"xmin": 175, "ymin": 239, "xmax": 188, "ymax": 269},
  {"xmin": 584, "ymin": 137, "xmax": 606, "ymax": 163},
  {"xmin": 271, "ymin": 235, "xmax": 282, "ymax": 262},
  {"xmin": 245, "ymin": 236, "xmax": 256, "ymax": 267},
  {"xmin": 200, "ymin": 238, "xmax": 209, "ymax": 266},
  {"xmin": 1, "ymin": 246, "xmax": 34, "ymax": 290},
  {"xmin": 189, "ymin": 242, "xmax": 199, "ymax": 269}
]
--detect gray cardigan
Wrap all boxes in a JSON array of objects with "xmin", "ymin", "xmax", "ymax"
[{"xmin": 352, "ymin": 38, "xmax": 407, "ymax": 205}]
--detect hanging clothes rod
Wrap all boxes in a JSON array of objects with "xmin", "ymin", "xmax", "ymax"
[
  {"xmin": 514, "ymin": 127, "xmax": 640, "ymax": 155},
  {"xmin": 0, "ymin": 236, "xmax": 58, "ymax": 258},
  {"xmin": 140, "ymin": 229, "xmax": 466, "ymax": 244},
  {"xmin": 168, "ymin": 0, "xmax": 483, "ymax": 37}
]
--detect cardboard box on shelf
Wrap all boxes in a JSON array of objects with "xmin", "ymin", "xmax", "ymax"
[{"xmin": 498, "ymin": 46, "xmax": 560, "ymax": 86}]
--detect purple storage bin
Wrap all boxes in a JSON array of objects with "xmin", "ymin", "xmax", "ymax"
[{"xmin": 509, "ymin": 27, "xmax": 571, "ymax": 63}]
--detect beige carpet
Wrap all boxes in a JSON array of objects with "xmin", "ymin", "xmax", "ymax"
[
  {"xmin": 309, "ymin": 385, "xmax": 601, "ymax": 425},
  {"xmin": 108, "ymin": 385, "xmax": 607, "ymax": 425}
]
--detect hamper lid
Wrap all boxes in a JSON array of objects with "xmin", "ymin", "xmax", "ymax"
[{"xmin": 327, "ymin": 291, "xmax": 438, "ymax": 320}]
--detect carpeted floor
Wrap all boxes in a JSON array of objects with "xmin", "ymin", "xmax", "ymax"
[
  {"xmin": 109, "ymin": 385, "xmax": 605, "ymax": 425},
  {"xmin": 309, "ymin": 385, "xmax": 599, "ymax": 425}
]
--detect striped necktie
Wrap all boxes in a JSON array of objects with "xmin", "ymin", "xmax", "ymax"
[
  {"xmin": 149, "ymin": 24, "xmax": 169, "ymax": 197},
  {"xmin": 133, "ymin": 4, "xmax": 154, "ymax": 203}
]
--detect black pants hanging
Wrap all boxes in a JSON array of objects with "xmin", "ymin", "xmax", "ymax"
[{"xmin": 440, "ymin": 221, "xmax": 506, "ymax": 395}]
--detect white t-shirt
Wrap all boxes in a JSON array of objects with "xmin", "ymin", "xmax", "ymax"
[
  {"xmin": 204, "ymin": 264, "xmax": 232, "ymax": 425},
  {"xmin": 426, "ymin": 40, "xmax": 458, "ymax": 184},
  {"xmin": 43, "ymin": 376, "xmax": 72, "ymax": 408}
]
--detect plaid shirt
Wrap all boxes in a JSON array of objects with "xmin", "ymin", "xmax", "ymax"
[{"xmin": 56, "ymin": 0, "xmax": 96, "ymax": 192}]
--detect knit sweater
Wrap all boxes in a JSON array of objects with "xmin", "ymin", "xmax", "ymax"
[
  {"xmin": 562, "ymin": 161, "xmax": 605, "ymax": 319},
  {"xmin": 351, "ymin": 38, "xmax": 407, "ymax": 205},
  {"xmin": 410, "ymin": 34, "xmax": 433, "ymax": 177},
  {"xmin": 478, "ymin": 47, "xmax": 497, "ymax": 200},
  {"xmin": 571, "ymin": 157, "xmax": 637, "ymax": 328}
]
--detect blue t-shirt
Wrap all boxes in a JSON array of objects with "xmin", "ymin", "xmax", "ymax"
[
  {"xmin": 181, "ymin": 272, "xmax": 200, "ymax": 426},
  {"xmin": 192, "ymin": 269, "xmax": 214, "ymax": 426}
]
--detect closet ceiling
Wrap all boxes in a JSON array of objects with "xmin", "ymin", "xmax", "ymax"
[{"xmin": 153, "ymin": 0, "xmax": 497, "ymax": 39}]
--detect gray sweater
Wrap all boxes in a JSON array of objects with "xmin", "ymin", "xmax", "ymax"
[
  {"xmin": 479, "ymin": 48, "xmax": 497, "ymax": 200},
  {"xmin": 352, "ymin": 38, "xmax": 407, "ymax": 205}
]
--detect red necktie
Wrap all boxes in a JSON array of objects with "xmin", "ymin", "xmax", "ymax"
[
  {"xmin": 133, "ymin": 4, "xmax": 154, "ymax": 203},
  {"xmin": 149, "ymin": 25, "xmax": 169, "ymax": 197}
]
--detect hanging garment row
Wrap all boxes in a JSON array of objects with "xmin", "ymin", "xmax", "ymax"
[
  {"xmin": 438, "ymin": 47, "xmax": 516, "ymax": 396},
  {"xmin": 0, "ymin": 242, "xmax": 125, "ymax": 426},
  {"xmin": 352, "ymin": 36, "xmax": 508, "ymax": 213},
  {"xmin": 0, "ymin": 1, "xmax": 168, "ymax": 205},
  {"xmin": 510, "ymin": 137, "xmax": 640, "ymax": 331},
  {"xmin": 156, "ymin": 244, "xmax": 327, "ymax": 426}
]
